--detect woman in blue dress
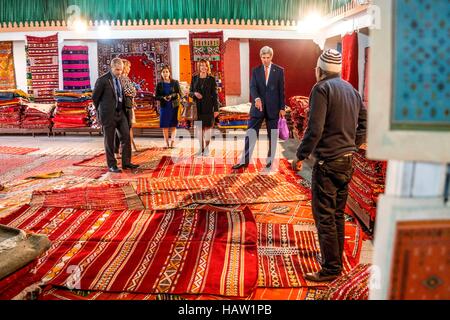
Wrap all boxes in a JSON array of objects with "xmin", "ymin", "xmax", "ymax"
[{"xmin": 155, "ymin": 66, "xmax": 181, "ymax": 148}]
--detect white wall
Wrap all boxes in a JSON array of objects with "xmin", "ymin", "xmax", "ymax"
[
  {"xmin": 12, "ymin": 41, "xmax": 27, "ymax": 91},
  {"xmin": 358, "ymin": 32, "xmax": 369, "ymax": 95}
]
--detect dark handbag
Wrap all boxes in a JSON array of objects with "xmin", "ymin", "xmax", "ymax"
[
  {"xmin": 181, "ymin": 99, "xmax": 197, "ymax": 121},
  {"xmin": 124, "ymin": 96, "xmax": 133, "ymax": 109}
]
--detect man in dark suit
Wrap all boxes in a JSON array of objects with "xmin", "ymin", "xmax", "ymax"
[
  {"xmin": 233, "ymin": 46, "xmax": 286, "ymax": 169},
  {"xmin": 93, "ymin": 58, "xmax": 139, "ymax": 173}
]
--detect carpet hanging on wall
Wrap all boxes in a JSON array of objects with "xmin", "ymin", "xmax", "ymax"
[
  {"xmin": 62, "ymin": 46, "xmax": 91, "ymax": 90},
  {"xmin": 26, "ymin": 34, "xmax": 59, "ymax": 103},
  {"xmin": 97, "ymin": 39, "xmax": 170, "ymax": 94},
  {"xmin": 0, "ymin": 42, "xmax": 16, "ymax": 90},
  {"xmin": 341, "ymin": 33, "xmax": 359, "ymax": 90},
  {"xmin": 189, "ymin": 31, "xmax": 225, "ymax": 105}
]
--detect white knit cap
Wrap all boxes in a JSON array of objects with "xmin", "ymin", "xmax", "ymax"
[{"xmin": 317, "ymin": 49, "xmax": 342, "ymax": 73}]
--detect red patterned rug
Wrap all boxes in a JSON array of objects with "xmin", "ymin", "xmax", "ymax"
[
  {"xmin": 0, "ymin": 155, "xmax": 38, "ymax": 178},
  {"xmin": 318, "ymin": 264, "xmax": 371, "ymax": 300},
  {"xmin": 29, "ymin": 183, "xmax": 144, "ymax": 210},
  {"xmin": 0, "ymin": 146, "xmax": 39, "ymax": 155},
  {"xmin": 152, "ymin": 155, "xmax": 297, "ymax": 178},
  {"xmin": 66, "ymin": 167, "xmax": 108, "ymax": 179},
  {"xmin": 26, "ymin": 34, "xmax": 59, "ymax": 103},
  {"xmin": 249, "ymin": 201, "xmax": 314, "ymax": 225},
  {"xmin": 74, "ymin": 148, "xmax": 168, "ymax": 169},
  {"xmin": 13, "ymin": 156, "xmax": 85, "ymax": 181},
  {"xmin": 1, "ymin": 205, "xmax": 257, "ymax": 297},
  {"xmin": 138, "ymin": 173, "xmax": 311, "ymax": 210},
  {"xmin": 38, "ymin": 286, "xmax": 182, "ymax": 300},
  {"xmin": 257, "ymin": 223, "xmax": 360, "ymax": 288}
]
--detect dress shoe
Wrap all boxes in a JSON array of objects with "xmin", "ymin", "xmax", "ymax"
[
  {"xmin": 304, "ymin": 271, "xmax": 340, "ymax": 282},
  {"xmin": 123, "ymin": 163, "xmax": 140, "ymax": 170},
  {"xmin": 108, "ymin": 166, "xmax": 122, "ymax": 173},
  {"xmin": 232, "ymin": 163, "xmax": 249, "ymax": 170}
]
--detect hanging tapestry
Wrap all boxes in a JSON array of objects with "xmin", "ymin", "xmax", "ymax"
[
  {"xmin": 62, "ymin": 46, "xmax": 91, "ymax": 90},
  {"xmin": 189, "ymin": 31, "xmax": 225, "ymax": 104},
  {"xmin": 97, "ymin": 39, "xmax": 170, "ymax": 94},
  {"xmin": 341, "ymin": 33, "xmax": 359, "ymax": 90},
  {"xmin": 0, "ymin": 42, "xmax": 16, "ymax": 90},
  {"xmin": 26, "ymin": 34, "xmax": 59, "ymax": 103},
  {"xmin": 0, "ymin": 205, "xmax": 258, "ymax": 297}
]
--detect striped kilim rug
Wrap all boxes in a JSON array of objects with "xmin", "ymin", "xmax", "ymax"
[
  {"xmin": 74, "ymin": 148, "xmax": 169, "ymax": 169},
  {"xmin": 65, "ymin": 167, "xmax": 108, "ymax": 179},
  {"xmin": 14, "ymin": 156, "xmax": 86, "ymax": 181},
  {"xmin": 138, "ymin": 173, "xmax": 311, "ymax": 210},
  {"xmin": 249, "ymin": 201, "xmax": 314, "ymax": 225},
  {"xmin": 0, "ymin": 205, "xmax": 257, "ymax": 297},
  {"xmin": 30, "ymin": 147, "xmax": 103, "ymax": 157},
  {"xmin": 0, "ymin": 146, "xmax": 39, "ymax": 155},
  {"xmin": 26, "ymin": 34, "xmax": 59, "ymax": 103},
  {"xmin": 257, "ymin": 223, "xmax": 361, "ymax": 288},
  {"xmin": 151, "ymin": 155, "xmax": 297, "ymax": 178},
  {"xmin": 29, "ymin": 182, "xmax": 144, "ymax": 210},
  {"xmin": 317, "ymin": 264, "xmax": 371, "ymax": 300}
]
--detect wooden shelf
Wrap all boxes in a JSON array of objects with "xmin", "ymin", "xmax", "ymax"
[
  {"xmin": 0, "ymin": 127, "xmax": 51, "ymax": 137},
  {"xmin": 51, "ymin": 127, "xmax": 102, "ymax": 136}
]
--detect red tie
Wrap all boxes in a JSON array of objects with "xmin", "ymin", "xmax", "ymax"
[{"xmin": 265, "ymin": 66, "xmax": 269, "ymax": 83}]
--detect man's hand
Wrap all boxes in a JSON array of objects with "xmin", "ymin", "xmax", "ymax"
[
  {"xmin": 194, "ymin": 92, "xmax": 203, "ymax": 100},
  {"xmin": 214, "ymin": 112, "xmax": 219, "ymax": 118},
  {"xmin": 255, "ymin": 98, "xmax": 263, "ymax": 112},
  {"xmin": 279, "ymin": 109, "xmax": 286, "ymax": 119},
  {"xmin": 291, "ymin": 159, "xmax": 303, "ymax": 172}
]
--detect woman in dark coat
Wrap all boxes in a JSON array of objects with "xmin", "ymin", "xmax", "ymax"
[
  {"xmin": 189, "ymin": 59, "xmax": 219, "ymax": 156},
  {"xmin": 155, "ymin": 66, "xmax": 181, "ymax": 149}
]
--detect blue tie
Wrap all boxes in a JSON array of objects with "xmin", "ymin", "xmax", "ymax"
[{"xmin": 115, "ymin": 77, "xmax": 122, "ymax": 111}]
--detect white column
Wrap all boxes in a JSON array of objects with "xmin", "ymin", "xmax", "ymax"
[
  {"xmin": 169, "ymin": 39, "xmax": 180, "ymax": 81},
  {"xmin": 12, "ymin": 41, "xmax": 27, "ymax": 91},
  {"xmin": 239, "ymin": 39, "xmax": 250, "ymax": 103}
]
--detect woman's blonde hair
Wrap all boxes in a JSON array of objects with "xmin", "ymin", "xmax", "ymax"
[
  {"xmin": 197, "ymin": 59, "xmax": 211, "ymax": 75},
  {"xmin": 121, "ymin": 59, "xmax": 131, "ymax": 76}
]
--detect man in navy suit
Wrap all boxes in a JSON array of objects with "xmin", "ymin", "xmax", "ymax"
[{"xmin": 233, "ymin": 46, "xmax": 286, "ymax": 169}]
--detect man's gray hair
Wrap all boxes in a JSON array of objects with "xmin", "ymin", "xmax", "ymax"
[
  {"xmin": 260, "ymin": 46, "xmax": 274, "ymax": 57},
  {"xmin": 110, "ymin": 58, "xmax": 124, "ymax": 68}
]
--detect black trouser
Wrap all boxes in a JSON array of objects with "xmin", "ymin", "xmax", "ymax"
[
  {"xmin": 103, "ymin": 110, "xmax": 131, "ymax": 168},
  {"xmin": 114, "ymin": 110, "xmax": 131, "ymax": 154},
  {"xmin": 241, "ymin": 116, "xmax": 278, "ymax": 164},
  {"xmin": 311, "ymin": 155, "xmax": 354, "ymax": 276}
]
